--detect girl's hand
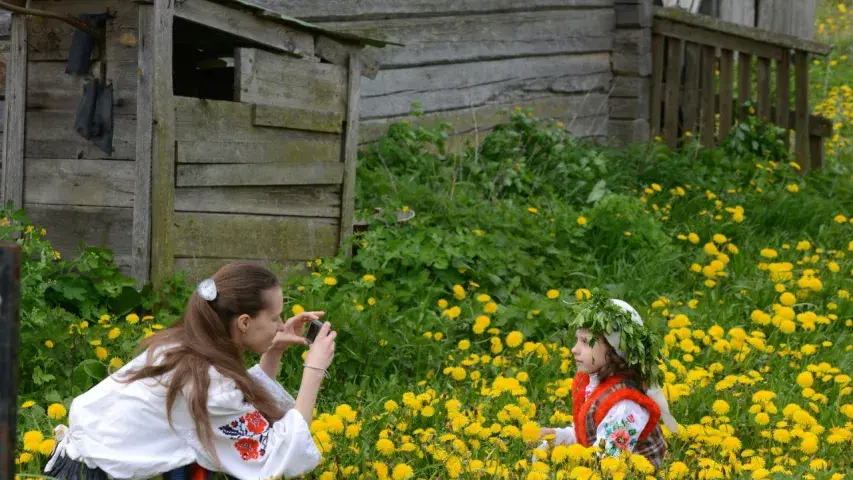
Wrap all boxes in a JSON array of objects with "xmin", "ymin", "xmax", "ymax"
[
  {"xmin": 304, "ymin": 321, "xmax": 336, "ymax": 371},
  {"xmin": 539, "ymin": 427, "xmax": 557, "ymax": 439},
  {"xmin": 269, "ymin": 311, "xmax": 325, "ymax": 353}
]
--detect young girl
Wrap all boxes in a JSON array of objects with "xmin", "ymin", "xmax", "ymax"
[
  {"xmin": 539, "ymin": 294, "xmax": 677, "ymax": 469},
  {"xmin": 44, "ymin": 262, "xmax": 336, "ymax": 480}
]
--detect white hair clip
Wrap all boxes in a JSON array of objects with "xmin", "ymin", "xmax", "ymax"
[{"xmin": 197, "ymin": 278, "xmax": 217, "ymax": 301}]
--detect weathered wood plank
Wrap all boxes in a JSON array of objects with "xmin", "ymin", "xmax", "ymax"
[
  {"xmin": 174, "ymin": 257, "xmax": 305, "ymax": 283},
  {"xmin": 1, "ymin": 15, "xmax": 25, "ymax": 208},
  {"xmin": 663, "ymin": 37, "xmax": 683, "ymax": 148},
  {"xmin": 24, "ymin": 158, "xmax": 134, "ymax": 207},
  {"xmin": 247, "ymin": 0, "xmax": 614, "ymax": 20},
  {"xmin": 653, "ymin": 18, "xmax": 785, "ymax": 60},
  {"xmin": 682, "ymin": 41, "xmax": 701, "ymax": 132},
  {"xmin": 359, "ymin": 93, "xmax": 610, "ymax": 143},
  {"xmin": 26, "ymin": 61, "xmax": 138, "ymax": 115},
  {"xmin": 615, "ymin": 0, "xmax": 652, "ymax": 28},
  {"xmin": 25, "ymin": 203, "xmax": 132, "ymax": 273},
  {"xmin": 174, "ymin": 97, "xmax": 343, "ymax": 152},
  {"xmin": 612, "ymin": 76, "xmax": 649, "ymax": 98},
  {"xmin": 25, "ymin": 112, "xmax": 136, "ymax": 160},
  {"xmin": 175, "ymin": 186, "xmax": 342, "ymax": 217},
  {"xmin": 361, "ymin": 53, "xmax": 610, "ymax": 119},
  {"xmin": 317, "ymin": 9, "xmax": 613, "ymax": 68},
  {"xmin": 719, "ymin": 48, "xmax": 734, "ymax": 140},
  {"xmin": 174, "ymin": 0, "xmax": 314, "ymax": 57},
  {"xmin": 176, "ymin": 140, "xmax": 341, "ymax": 165},
  {"xmin": 133, "ymin": 4, "xmax": 154, "ymax": 286},
  {"xmin": 151, "ymin": 0, "xmax": 176, "ymax": 285},
  {"xmin": 700, "ymin": 45, "xmax": 716, "ymax": 147},
  {"xmin": 314, "ymin": 36, "xmax": 378, "ymax": 79},
  {"xmin": 654, "ymin": 6, "xmax": 828, "ymax": 55},
  {"xmin": 809, "ymin": 134, "xmax": 823, "ymax": 171},
  {"xmin": 758, "ymin": 0, "xmax": 816, "ymax": 41},
  {"xmin": 756, "ymin": 57, "xmax": 772, "ymax": 122},
  {"xmin": 794, "ymin": 50, "xmax": 809, "ymax": 171},
  {"xmin": 253, "ymin": 104, "xmax": 342, "ymax": 133},
  {"xmin": 613, "ymin": 28, "xmax": 652, "ymax": 76},
  {"xmin": 339, "ymin": 54, "xmax": 360, "ymax": 252},
  {"xmin": 235, "ymin": 48, "xmax": 346, "ymax": 115},
  {"xmin": 27, "ymin": 0, "xmax": 138, "ymax": 62},
  {"xmin": 775, "ymin": 52, "xmax": 790, "ymax": 148},
  {"xmin": 737, "ymin": 52, "xmax": 752, "ymax": 120},
  {"xmin": 176, "ymin": 163, "xmax": 345, "ymax": 187},
  {"xmin": 610, "ymin": 97, "xmax": 647, "ymax": 120},
  {"xmin": 173, "ymin": 212, "xmax": 340, "ymax": 260},
  {"xmin": 649, "ymin": 33, "xmax": 664, "ymax": 137}
]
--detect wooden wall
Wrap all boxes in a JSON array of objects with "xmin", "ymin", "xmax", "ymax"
[
  {"xmin": 249, "ymin": 0, "xmax": 616, "ymax": 146},
  {"xmin": 17, "ymin": 1, "xmax": 140, "ymax": 273},
  {"xmin": 170, "ymin": 48, "xmax": 347, "ymax": 281}
]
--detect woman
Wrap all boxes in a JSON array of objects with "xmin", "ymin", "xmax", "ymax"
[{"xmin": 45, "ymin": 262, "xmax": 335, "ymax": 480}]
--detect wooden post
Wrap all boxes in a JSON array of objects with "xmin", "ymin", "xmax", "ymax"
[
  {"xmin": 719, "ymin": 49, "xmax": 735, "ymax": 140},
  {"xmin": 775, "ymin": 51, "xmax": 791, "ymax": 149},
  {"xmin": 1, "ymin": 15, "xmax": 27, "ymax": 208},
  {"xmin": 737, "ymin": 52, "xmax": 752, "ymax": 120},
  {"xmin": 133, "ymin": 5, "xmax": 155, "ymax": 287},
  {"xmin": 756, "ymin": 57, "xmax": 772, "ymax": 121},
  {"xmin": 649, "ymin": 34, "xmax": 665, "ymax": 138},
  {"xmin": 339, "ymin": 53, "xmax": 361, "ymax": 254},
  {"xmin": 150, "ymin": 0, "xmax": 176, "ymax": 286},
  {"xmin": 794, "ymin": 50, "xmax": 810, "ymax": 171},
  {"xmin": 0, "ymin": 243, "xmax": 22, "ymax": 480},
  {"xmin": 682, "ymin": 42, "xmax": 701, "ymax": 133},
  {"xmin": 700, "ymin": 45, "xmax": 717, "ymax": 147},
  {"xmin": 663, "ymin": 37, "xmax": 683, "ymax": 147}
]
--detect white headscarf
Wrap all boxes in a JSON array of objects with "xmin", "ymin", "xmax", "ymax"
[{"xmin": 604, "ymin": 299, "xmax": 678, "ymax": 431}]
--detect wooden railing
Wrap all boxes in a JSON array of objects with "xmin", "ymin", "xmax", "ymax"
[{"xmin": 650, "ymin": 7, "xmax": 832, "ymax": 171}]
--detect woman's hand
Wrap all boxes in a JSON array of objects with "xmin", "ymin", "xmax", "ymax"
[
  {"xmin": 268, "ymin": 311, "xmax": 325, "ymax": 353},
  {"xmin": 304, "ymin": 321, "xmax": 336, "ymax": 371}
]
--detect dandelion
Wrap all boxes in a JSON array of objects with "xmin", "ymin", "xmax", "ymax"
[
  {"xmin": 110, "ymin": 357, "xmax": 124, "ymax": 369},
  {"xmin": 324, "ymin": 277, "xmax": 337, "ymax": 286},
  {"xmin": 576, "ymin": 216, "xmax": 588, "ymax": 226},
  {"xmin": 47, "ymin": 403, "xmax": 67, "ymax": 419},
  {"xmin": 21, "ymin": 400, "xmax": 35, "ymax": 409},
  {"xmin": 546, "ymin": 289, "xmax": 560, "ymax": 299},
  {"xmin": 506, "ymin": 331, "xmax": 523, "ymax": 348},
  {"xmin": 22, "ymin": 431, "xmax": 43, "ymax": 452}
]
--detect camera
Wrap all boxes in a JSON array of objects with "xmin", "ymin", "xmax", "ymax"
[{"xmin": 305, "ymin": 319, "xmax": 325, "ymax": 344}]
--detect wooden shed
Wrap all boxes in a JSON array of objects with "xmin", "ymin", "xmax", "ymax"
[{"xmin": 0, "ymin": 0, "xmax": 390, "ymax": 286}]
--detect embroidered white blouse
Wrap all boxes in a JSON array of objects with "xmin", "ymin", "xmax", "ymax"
[
  {"xmin": 45, "ymin": 347, "xmax": 321, "ymax": 480},
  {"xmin": 550, "ymin": 373, "xmax": 651, "ymax": 456}
]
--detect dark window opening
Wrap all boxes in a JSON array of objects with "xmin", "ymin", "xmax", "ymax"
[{"xmin": 173, "ymin": 18, "xmax": 240, "ymax": 101}]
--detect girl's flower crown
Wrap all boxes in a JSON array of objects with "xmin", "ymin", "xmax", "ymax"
[{"xmin": 566, "ymin": 289, "xmax": 666, "ymax": 388}]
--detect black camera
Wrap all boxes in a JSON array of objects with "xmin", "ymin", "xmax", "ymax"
[{"xmin": 305, "ymin": 319, "xmax": 325, "ymax": 344}]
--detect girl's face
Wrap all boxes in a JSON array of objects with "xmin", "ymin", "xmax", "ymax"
[
  {"xmin": 571, "ymin": 328, "xmax": 609, "ymax": 374},
  {"xmin": 234, "ymin": 287, "xmax": 285, "ymax": 355}
]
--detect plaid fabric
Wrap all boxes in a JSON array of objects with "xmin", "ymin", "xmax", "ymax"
[{"xmin": 582, "ymin": 378, "xmax": 667, "ymax": 469}]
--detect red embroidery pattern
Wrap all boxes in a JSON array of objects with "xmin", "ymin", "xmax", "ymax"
[{"xmin": 218, "ymin": 410, "xmax": 270, "ymax": 461}]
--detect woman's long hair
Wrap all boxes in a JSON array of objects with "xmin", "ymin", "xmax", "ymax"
[{"xmin": 121, "ymin": 262, "xmax": 285, "ymax": 461}]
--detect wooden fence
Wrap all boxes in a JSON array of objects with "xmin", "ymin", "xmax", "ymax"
[{"xmin": 650, "ymin": 7, "xmax": 832, "ymax": 171}]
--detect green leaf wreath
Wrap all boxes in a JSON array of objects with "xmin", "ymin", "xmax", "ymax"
[{"xmin": 567, "ymin": 289, "xmax": 666, "ymax": 388}]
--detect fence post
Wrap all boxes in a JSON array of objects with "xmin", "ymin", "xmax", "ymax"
[{"xmin": 0, "ymin": 243, "xmax": 22, "ymax": 480}]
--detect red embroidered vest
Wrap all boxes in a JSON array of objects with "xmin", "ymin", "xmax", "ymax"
[{"xmin": 571, "ymin": 372, "xmax": 667, "ymax": 468}]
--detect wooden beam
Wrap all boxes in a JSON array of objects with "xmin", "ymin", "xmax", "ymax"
[
  {"xmin": 719, "ymin": 48, "xmax": 734, "ymax": 140},
  {"xmin": 649, "ymin": 33, "xmax": 665, "ymax": 137},
  {"xmin": 737, "ymin": 52, "xmax": 751, "ymax": 120},
  {"xmin": 150, "ymin": 0, "xmax": 176, "ymax": 287},
  {"xmin": 756, "ymin": 57, "xmax": 772, "ymax": 122},
  {"xmin": 663, "ymin": 37, "xmax": 683, "ymax": 148},
  {"xmin": 174, "ymin": 0, "xmax": 314, "ymax": 57},
  {"xmin": 0, "ymin": 243, "xmax": 22, "ymax": 480},
  {"xmin": 315, "ymin": 36, "xmax": 378, "ymax": 79},
  {"xmin": 339, "ymin": 54, "xmax": 361, "ymax": 252},
  {"xmin": 1, "ymin": 15, "xmax": 26, "ymax": 209},
  {"xmin": 700, "ymin": 44, "xmax": 716, "ymax": 147},
  {"xmin": 794, "ymin": 50, "xmax": 809, "ymax": 171},
  {"xmin": 175, "ymin": 163, "xmax": 344, "ymax": 187},
  {"xmin": 654, "ymin": 6, "xmax": 830, "ymax": 55},
  {"xmin": 775, "ymin": 52, "xmax": 791, "ymax": 148},
  {"xmin": 133, "ymin": 4, "xmax": 154, "ymax": 286}
]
